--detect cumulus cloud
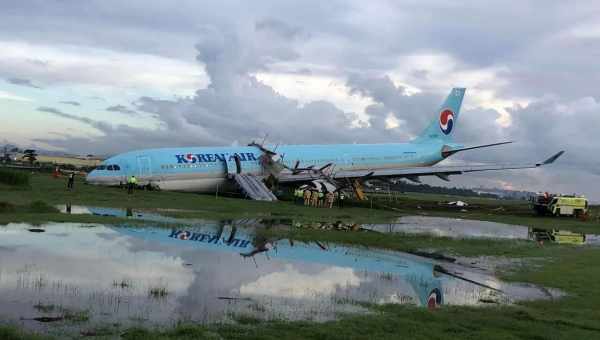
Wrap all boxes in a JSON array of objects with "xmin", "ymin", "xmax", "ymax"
[{"xmin": 34, "ymin": 27, "xmax": 379, "ymax": 153}]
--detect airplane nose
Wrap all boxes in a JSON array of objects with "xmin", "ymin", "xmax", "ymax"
[{"xmin": 86, "ymin": 170, "xmax": 98, "ymax": 184}]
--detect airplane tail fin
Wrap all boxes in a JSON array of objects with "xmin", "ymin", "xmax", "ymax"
[{"xmin": 413, "ymin": 88, "xmax": 465, "ymax": 143}]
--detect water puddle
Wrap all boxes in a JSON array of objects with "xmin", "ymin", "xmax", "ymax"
[
  {"xmin": 0, "ymin": 221, "xmax": 560, "ymax": 332},
  {"xmin": 363, "ymin": 216, "xmax": 600, "ymax": 245},
  {"xmin": 56, "ymin": 205, "xmax": 198, "ymax": 224},
  {"xmin": 364, "ymin": 216, "xmax": 530, "ymax": 239},
  {"xmin": 56, "ymin": 205, "xmax": 600, "ymax": 245}
]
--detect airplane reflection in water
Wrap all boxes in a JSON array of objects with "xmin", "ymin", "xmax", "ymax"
[
  {"xmin": 0, "ymin": 222, "xmax": 561, "ymax": 329},
  {"xmin": 115, "ymin": 222, "xmax": 558, "ymax": 309}
]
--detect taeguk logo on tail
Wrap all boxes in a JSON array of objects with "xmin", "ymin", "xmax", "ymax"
[{"xmin": 439, "ymin": 109, "xmax": 455, "ymax": 135}]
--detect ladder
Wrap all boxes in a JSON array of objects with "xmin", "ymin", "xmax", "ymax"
[{"xmin": 232, "ymin": 174, "xmax": 278, "ymax": 201}]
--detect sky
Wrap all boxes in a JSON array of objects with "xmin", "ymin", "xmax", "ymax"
[{"xmin": 1, "ymin": 0, "xmax": 599, "ymax": 200}]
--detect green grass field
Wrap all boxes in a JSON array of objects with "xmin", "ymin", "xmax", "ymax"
[
  {"xmin": 2, "ymin": 171, "xmax": 598, "ymax": 230},
  {"xmin": 2, "ymin": 172, "xmax": 600, "ymax": 339},
  {"xmin": 0, "ymin": 172, "xmax": 400, "ymax": 222}
]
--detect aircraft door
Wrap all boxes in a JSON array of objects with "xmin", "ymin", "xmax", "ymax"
[
  {"xmin": 342, "ymin": 154, "xmax": 352, "ymax": 170},
  {"xmin": 137, "ymin": 156, "xmax": 152, "ymax": 177},
  {"xmin": 225, "ymin": 154, "xmax": 242, "ymax": 175}
]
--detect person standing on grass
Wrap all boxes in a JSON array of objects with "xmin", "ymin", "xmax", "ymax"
[
  {"xmin": 303, "ymin": 189, "xmax": 311, "ymax": 206},
  {"xmin": 326, "ymin": 191, "xmax": 334, "ymax": 208},
  {"xmin": 311, "ymin": 190, "xmax": 319, "ymax": 207},
  {"xmin": 318, "ymin": 191, "xmax": 325, "ymax": 207},
  {"xmin": 295, "ymin": 188, "xmax": 303, "ymax": 205},
  {"xmin": 338, "ymin": 191, "xmax": 345, "ymax": 208},
  {"xmin": 127, "ymin": 175, "xmax": 137, "ymax": 194},
  {"xmin": 67, "ymin": 173, "xmax": 75, "ymax": 191}
]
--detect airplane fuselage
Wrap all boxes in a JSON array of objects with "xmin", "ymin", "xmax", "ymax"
[{"xmin": 86, "ymin": 142, "xmax": 447, "ymax": 192}]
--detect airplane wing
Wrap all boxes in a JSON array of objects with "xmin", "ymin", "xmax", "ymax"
[{"xmin": 277, "ymin": 151, "xmax": 565, "ymax": 184}]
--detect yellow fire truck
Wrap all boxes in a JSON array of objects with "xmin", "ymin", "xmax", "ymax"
[{"xmin": 531, "ymin": 193, "xmax": 589, "ymax": 217}]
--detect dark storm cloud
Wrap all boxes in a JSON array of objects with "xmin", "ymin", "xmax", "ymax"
[{"xmin": 7, "ymin": 77, "xmax": 41, "ymax": 89}]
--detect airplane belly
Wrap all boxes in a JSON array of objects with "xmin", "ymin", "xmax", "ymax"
[
  {"xmin": 86, "ymin": 175, "xmax": 126, "ymax": 186},
  {"xmin": 156, "ymin": 177, "xmax": 232, "ymax": 193}
]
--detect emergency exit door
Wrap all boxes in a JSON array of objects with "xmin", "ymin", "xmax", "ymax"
[{"xmin": 225, "ymin": 154, "xmax": 242, "ymax": 175}]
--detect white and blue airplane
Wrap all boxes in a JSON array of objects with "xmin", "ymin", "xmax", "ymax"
[{"xmin": 86, "ymin": 88, "xmax": 564, "ymax": 195}]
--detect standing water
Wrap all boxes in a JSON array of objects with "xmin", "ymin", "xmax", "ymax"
[{"xmin": 0, "ymin": 221, "xmax": 561, "ymax": 333}]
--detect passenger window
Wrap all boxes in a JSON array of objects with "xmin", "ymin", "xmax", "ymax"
[
  {"xmin": 107, "ymin": 165, "xmax": 114, "ymax": 171},
  {"xmin": 96, "ymin": 165, "xmax": 106, "ymax": 170},
  {"xmin": 114, "ymin": 165, "xmax": 121, "ymax": 171}
]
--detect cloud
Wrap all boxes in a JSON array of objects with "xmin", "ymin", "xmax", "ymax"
[
  {"xmin": 34, "ymin": 27, "xmax": 378, "ymax": 154},
  {"xmin": 255, "ymin": 18, "xmax": 305, "ymax": 40},
  {"xmin": 106, "ymin": 104, "xmax": 137, "ymax": 115},
  {"xmin": 0, "ymin": 40, "xmax": 207, "ymax": 95},
  {"xmin": 0, "ymin": 90, "xmax": 31, "ymax": 102},
  {"xmin": 37, "ymin": 106, "xmax": 111, "ymax": 131},
  {"xmin": 59, "ymin": 100, "xmax": 81, "ymax": 106},
  {"xmin": 7, "ymin": 77, "xmax": 41, "ymax": 89},
  {"xmin": 239, "ymin": 265, "xmax": 363, "ymax": 299}
]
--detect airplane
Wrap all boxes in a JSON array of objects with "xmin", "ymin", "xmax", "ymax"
[{"xmin": 86, "ymin": 88, "xmax": 564, "ymax": 198}]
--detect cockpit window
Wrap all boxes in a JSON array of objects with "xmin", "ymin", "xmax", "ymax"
[{"xmin": 95, "ymin": 164, "xmax": 121, "ymax": 171}]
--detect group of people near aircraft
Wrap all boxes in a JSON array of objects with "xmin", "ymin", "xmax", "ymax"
[{"xmin": 294, "ymin": 187, "xmax": 345, "ymax": 208}]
